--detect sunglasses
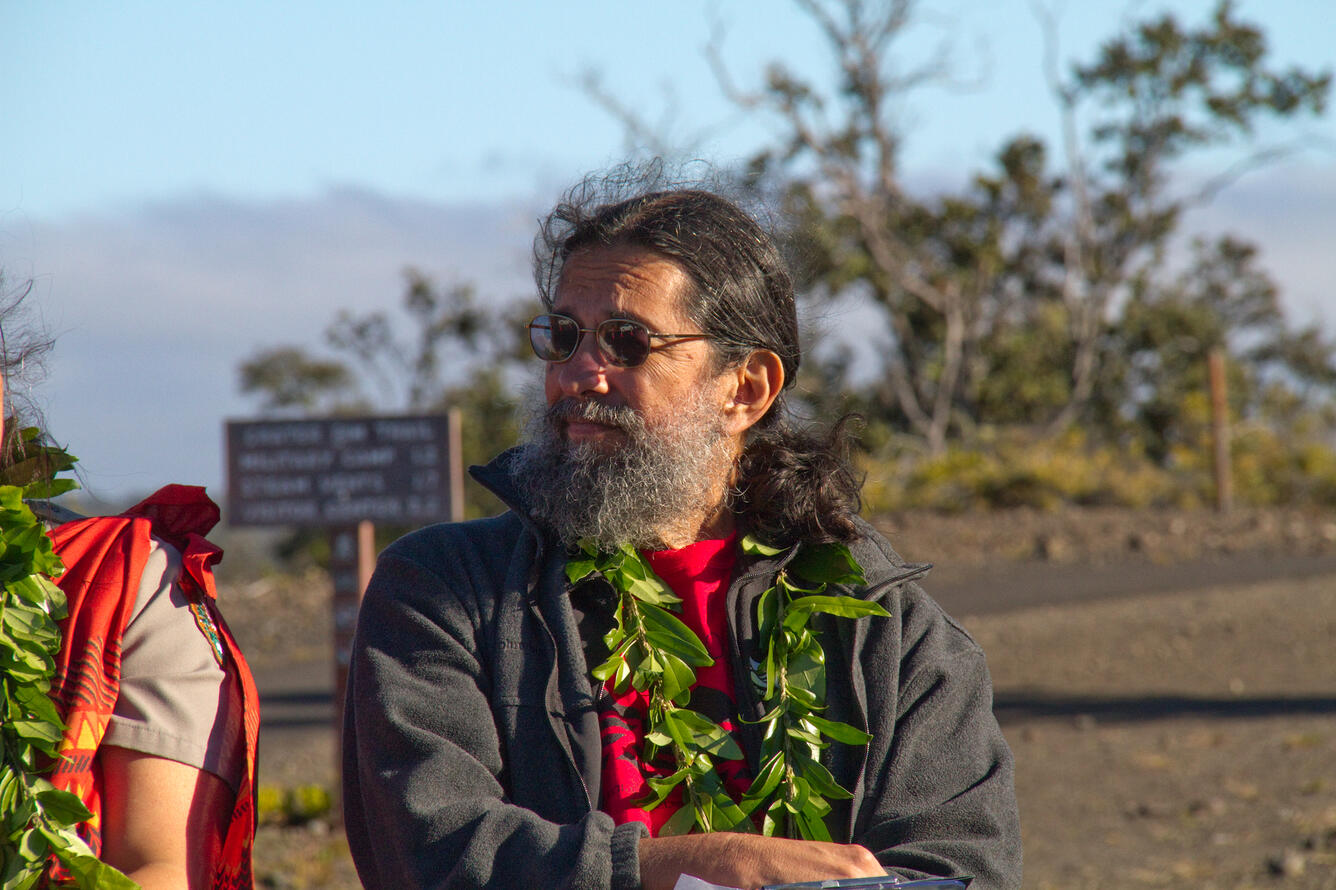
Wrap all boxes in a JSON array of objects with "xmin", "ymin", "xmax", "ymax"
[{"xmin": 527, "ymin": 313, "xmax": 714, "ymax": 368}]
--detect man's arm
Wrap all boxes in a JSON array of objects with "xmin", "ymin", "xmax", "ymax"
[
  {"xmin": 636, "ymin": 590, "xmax": 1018, "ymax": 890},
  {"xmin": 639, "ymin": 833, "xmax": 885, "ymax": 890},
  {"xmin": 849, "ymin": 578, "xmax": 1022, "ymax": 889},
  {"xmin": 98, "ymin": 746, "xmax": 234, "ymax": 890},
  {"xmin": 342, "ymin": 545, "xmax": 644, "ymax": 890}
]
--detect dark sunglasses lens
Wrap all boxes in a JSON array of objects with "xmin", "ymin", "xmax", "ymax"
[
  {"xmin": 530, "ymin": 315, "xmax": 578, "ymax": 361},
  {"xmin": 598, "ymin": 321, "xmax": 651, "ymax": 366}
]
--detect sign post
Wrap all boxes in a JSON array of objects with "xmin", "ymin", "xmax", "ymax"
[
  {"xmin": 328, "ymin": 520, "xmax": 376, "ymax": 725},
  {"xmin": 225, "ymin": 411, "xmax": 463, "ymax": 756}
]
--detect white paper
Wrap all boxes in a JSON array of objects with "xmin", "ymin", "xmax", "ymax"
[{"xmin": 673, "ymin": 875, "xmax": 743, "ymax": 890}]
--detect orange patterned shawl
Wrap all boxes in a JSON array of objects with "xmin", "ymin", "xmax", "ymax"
[{"xmin": 46, "ymin": 485, "xmax": 258, "ymax": 889}]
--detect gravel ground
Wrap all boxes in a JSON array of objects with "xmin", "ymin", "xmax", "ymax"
[
  {"xmin": 964, "ymin": 575, "xmax": 1336, "ymax": 889},
  {"xmin": 221, "ymin": 506, "xmax": 1336, "ymax": 889},
  {"xmin": 873, "ymin": 505, "xmax": 1336, "ymax": 573}
]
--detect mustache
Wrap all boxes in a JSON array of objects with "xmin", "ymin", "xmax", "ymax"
[{"xmin": 547, "ymin": 398, "xmax": 642, "ymax": 432}]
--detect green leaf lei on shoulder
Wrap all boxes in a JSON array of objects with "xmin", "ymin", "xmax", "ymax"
[
  {"xmin": 566, "ymin": 532, "xmax": 889, "ymax": 840},
  {"xmin": 0, "ymin": 438, "xmax": 138, "ymax": 889},
  {"xmin": 0, "ymin": 427, "xmax": 80, "ymax": 499}
]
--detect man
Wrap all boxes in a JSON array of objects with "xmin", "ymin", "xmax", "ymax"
[{"xmin": 342, "ymin": 178, "xmax": 1022, "ymax": 889}]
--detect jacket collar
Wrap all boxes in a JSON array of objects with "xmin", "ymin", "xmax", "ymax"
[
  {"xmin": 468, "ymin": 446, "xmax": 530, "ymax": 515},
  {"xmin": 471, "ymin": 446, "xmax": 568, "ymax": 558}
]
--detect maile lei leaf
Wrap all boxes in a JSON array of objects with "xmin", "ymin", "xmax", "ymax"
[
  {"xmin": 738, "ymin": 533, "xmax": 888, "ymax": 840},
  {"xmin": 0, "ymin": 454, "xmax": 138, "ymax": 887},
  {"xmin": 567, "ymin": 533, "xmax": 887, "ymax": 840},
  {"xmin": 0, "ymin": 427, "xmax": 80, "ymax": 501},
  {"xmin": 567, "ymin": 540, "xmax": 750, "ymax": 835}
]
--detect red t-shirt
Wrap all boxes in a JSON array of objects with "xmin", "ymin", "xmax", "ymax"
[{"xmin": 597, "ymin": 536, "xmax": 751, "ymax": 833}]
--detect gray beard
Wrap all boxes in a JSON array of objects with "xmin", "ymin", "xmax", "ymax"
[{"xmin": 510, "ymin": 384, "xmax": 736, "ymax": 551}]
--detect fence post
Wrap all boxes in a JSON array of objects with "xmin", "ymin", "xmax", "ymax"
[{"xmin": 1208, "ymin": 347, "xmax": 1233, "ymax": 513}]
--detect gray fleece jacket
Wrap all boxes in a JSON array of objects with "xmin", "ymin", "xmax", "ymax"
[{"xmin": 342, "ymin": 450, "xmax": 1022, "ymax": 889}]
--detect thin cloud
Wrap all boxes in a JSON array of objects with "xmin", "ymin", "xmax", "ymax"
[
  {"xmin": 16, "ymin": 190, "xmax": 537, "ymax": 501},
  {"xmin": 1185, "ymin": 160, "xmax": 1336, "ymax": 328},
  {"xmin": 9, "ymin": 165, "xmax": 1336, "ymax": 503}
]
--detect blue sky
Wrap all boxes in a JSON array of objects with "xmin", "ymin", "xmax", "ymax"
[{"xmin": 3, "ymin": 0, "xmax": 1334, "ymax": 503}]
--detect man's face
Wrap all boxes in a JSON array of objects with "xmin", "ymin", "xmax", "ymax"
[
  {"xmin": 544, "ymin": 245, "xmax": 724, "ymax": 450},
  {"xmin": 515, "ymin": 244, "xmax": 742, "ymax": 549}
]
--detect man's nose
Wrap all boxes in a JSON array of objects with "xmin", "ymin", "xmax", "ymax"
[{"xmin": 551, "ymin": 335, "xmax": 611, "ymax": 395}]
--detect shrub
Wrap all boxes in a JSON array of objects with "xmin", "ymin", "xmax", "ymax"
[{"xmin": 857, "ymin": 422, "xmax": 1336, "ymax": 513}]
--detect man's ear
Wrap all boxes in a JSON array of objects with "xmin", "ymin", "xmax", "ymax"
[{"xmin": 721, "ymin": 349, "xmax": 785, "ymax": 436}]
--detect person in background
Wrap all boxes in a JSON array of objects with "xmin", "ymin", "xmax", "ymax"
[
  {"xmin": 342, "ymin": 169, "xmax": 1021, "ymax": 889},
  {"xmin": 0, "ymin": 285, "xmax": 259, "ymax": 890}
]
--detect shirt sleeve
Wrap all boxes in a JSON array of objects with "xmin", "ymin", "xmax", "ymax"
[{"xmin": 104, "ymin": 536, "xmax": 244, "ymax": 793}]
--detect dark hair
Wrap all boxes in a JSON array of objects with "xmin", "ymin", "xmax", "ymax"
[{"xmin": 534, "ymin": 163, "xmax": 863, "ymax": 546}]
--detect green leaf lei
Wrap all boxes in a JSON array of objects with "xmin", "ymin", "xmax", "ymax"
[
  {"xmin": 566, "ymin": 533, "xmax": 889, "ymax": 840},
  {"xmin": 0, "ymin": 440, "xmax": 138, "ymax": 888},
  {"xmin": 0, "ymin": 428, "xmax": 80, "ymax": 501}
]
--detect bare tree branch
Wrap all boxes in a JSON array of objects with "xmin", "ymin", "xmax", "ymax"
[
  {"xmin": 1186, "ymin": 141, "xmax": 1305, "ymax": 205},
  {"xmin": 577, "ymin": 68, "xmax": 683, "ymax": 159}
]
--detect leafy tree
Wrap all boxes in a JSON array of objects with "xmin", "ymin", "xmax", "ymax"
[
  {"xmin": 238, "ymin": 346, "xmax": 355, "ymax": 414},
  {"xmin": 1097, "ymin": 237, "xmax": 1272, "ymax": 460},
  {"xmin": 1040, "ymin": 0, "xmax": 1330, "ymax": 432},
  {"xmin": 594, "ymin": 0, "xmax": 1332, "ymax": 462}
]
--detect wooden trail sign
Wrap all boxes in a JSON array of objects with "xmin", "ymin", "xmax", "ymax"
[{"xmin": 225, "ymin": 413, "xmax": 462, "ymax": 527}]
